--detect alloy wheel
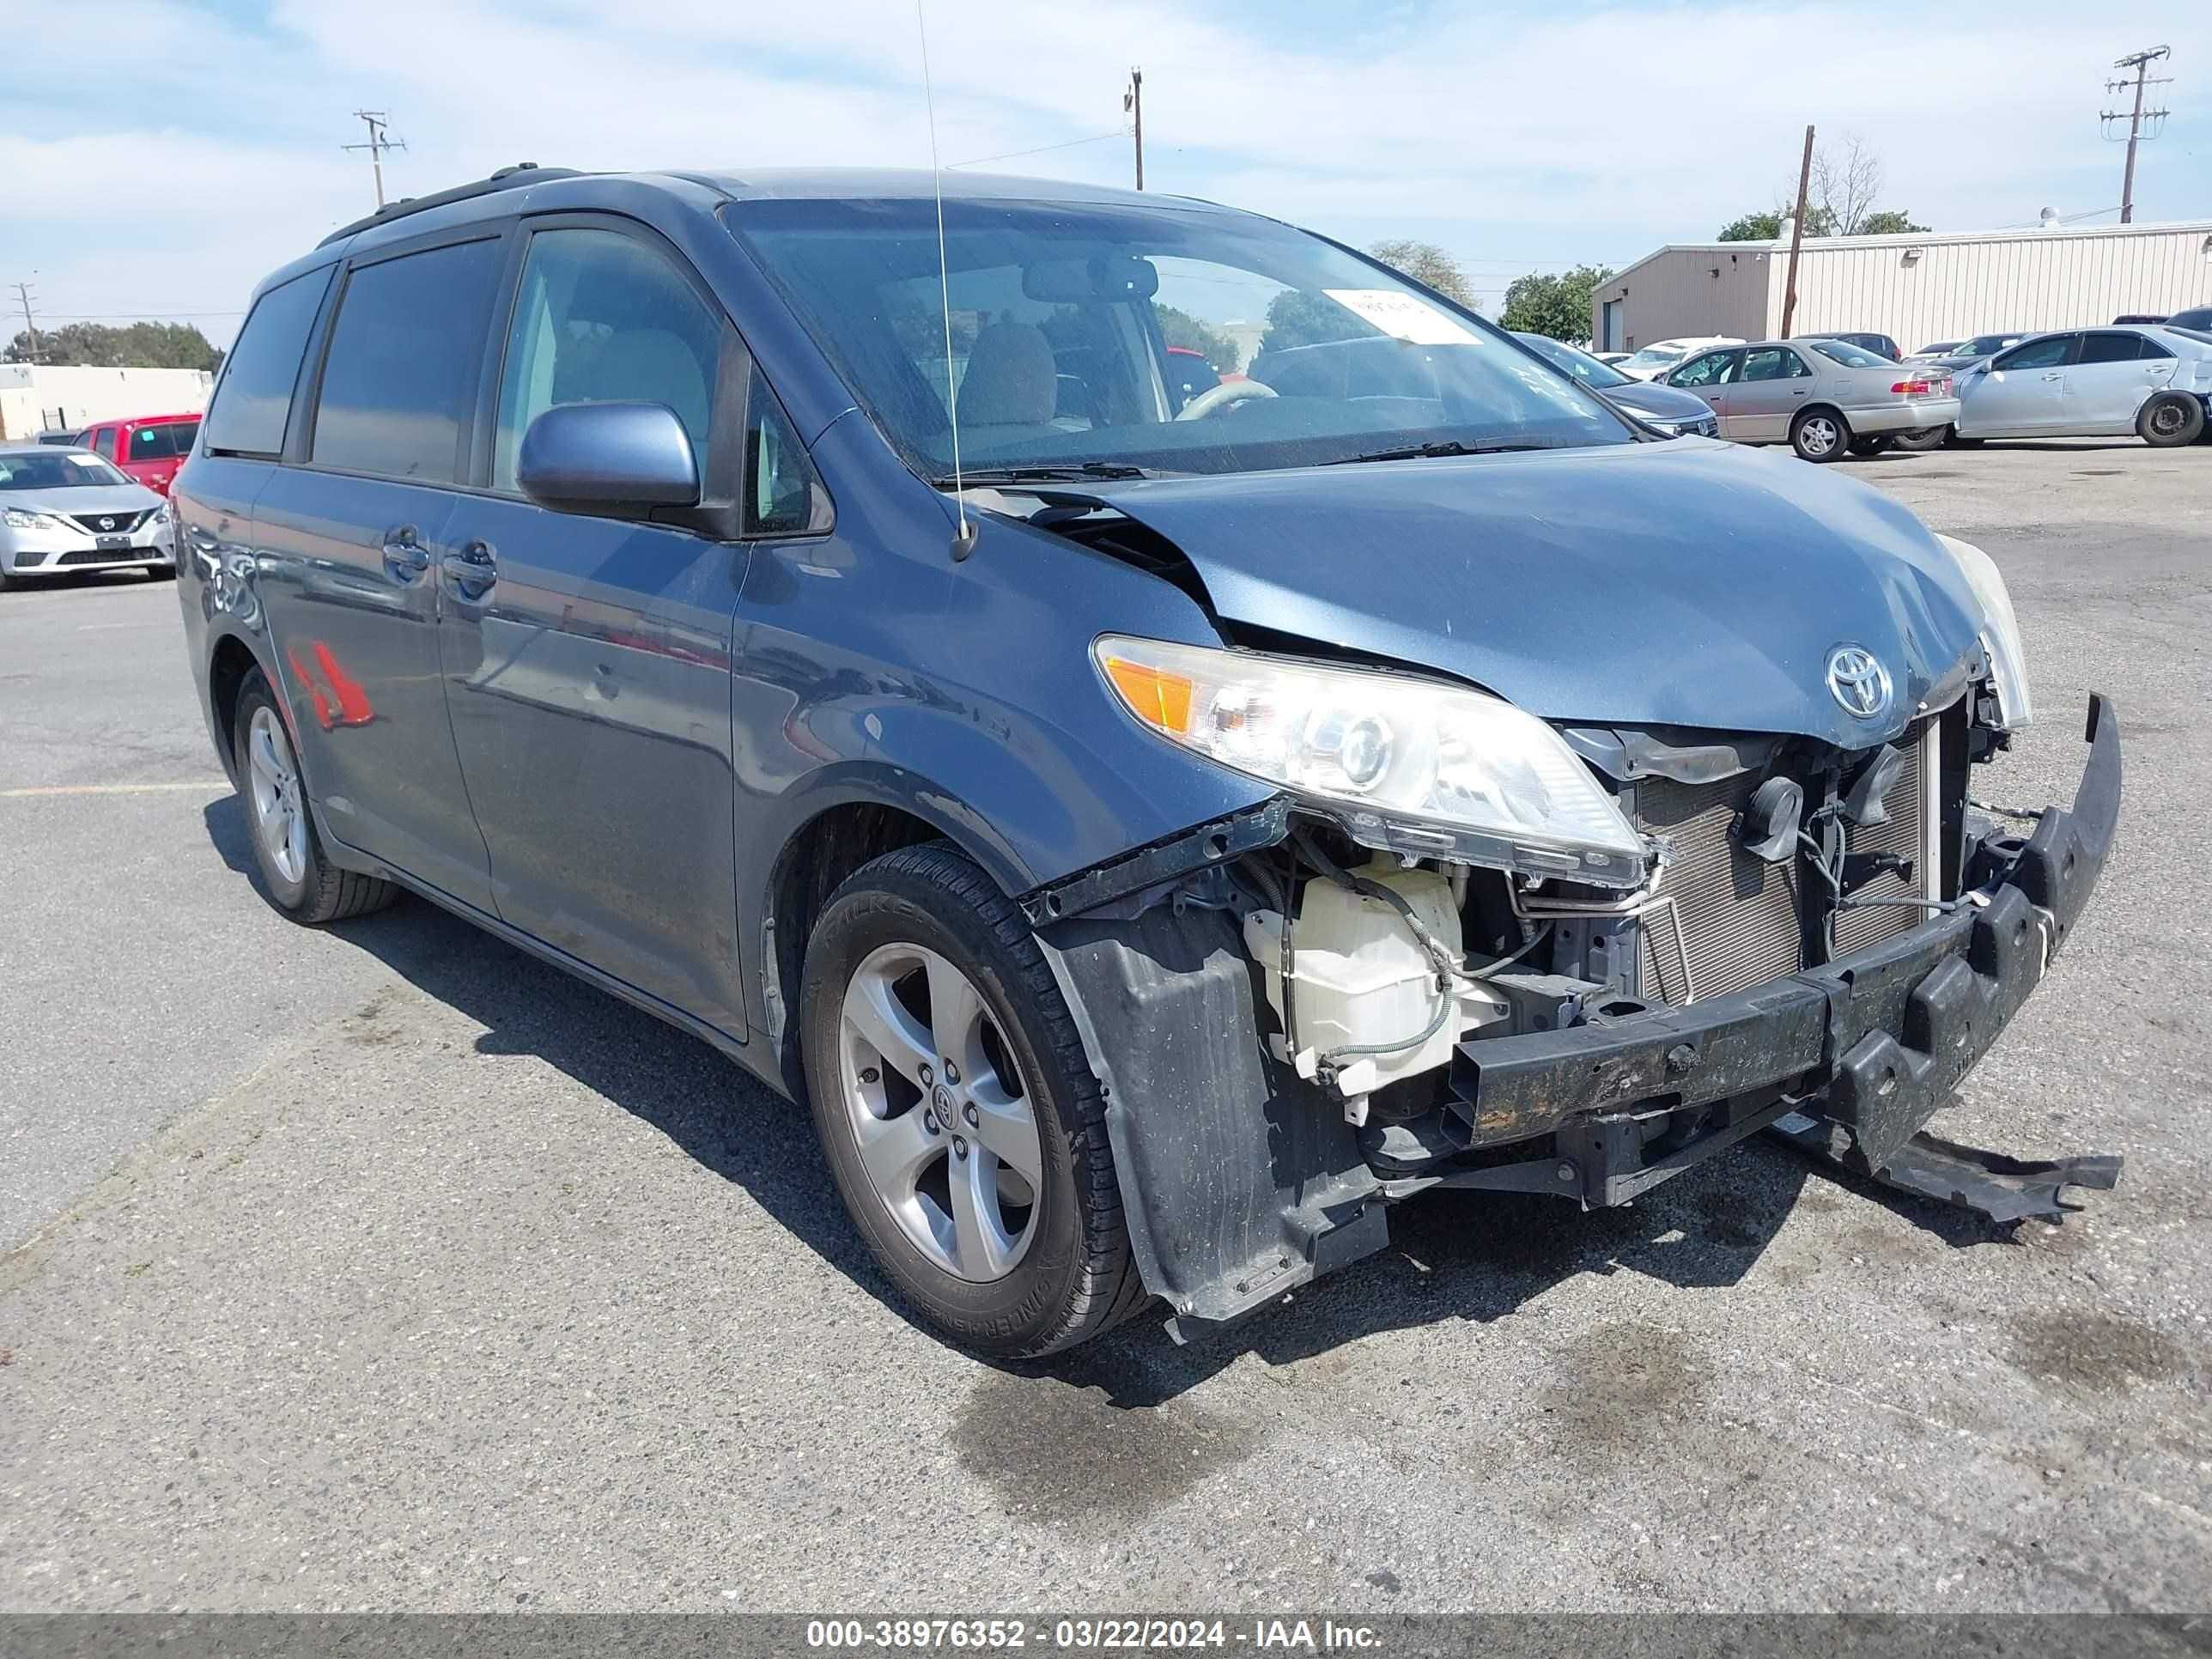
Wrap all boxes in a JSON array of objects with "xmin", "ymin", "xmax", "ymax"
[
  {"xmin": 1799, "ymin": 416, "xmax": 1839, "ymax": 457},
  {"xmin": 246, "ymin": 705, "xmax": 307, "ymax": 886},
  {"xmin": 838, "ymin": 943, "xmax": 1042, "ymax": 1282}
]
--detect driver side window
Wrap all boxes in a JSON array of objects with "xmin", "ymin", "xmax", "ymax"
[
  {"xmin": 1994, "ymin": 335, "xmax": 2077, "ymax": 372},
  {"xmin": 1673, "ymin": 351, "xmax": 1736, "ymax": 388},
  {"xmin": 492, "ymin": 227, "xmax": 723, "ymax": 493}
]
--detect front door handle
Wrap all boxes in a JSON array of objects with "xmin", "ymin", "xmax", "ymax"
[
  {"xmin": 381, "ymin": 526, "xmax": 430, "ymax": 581},
  {"xmin": 441, "ymin": 539, "xmax": 496, "ymax": 600}
]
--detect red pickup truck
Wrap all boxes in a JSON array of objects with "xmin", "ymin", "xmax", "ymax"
[{"xmin": 71, "ymin": 411, "xmax": 202, "ymax": 495}]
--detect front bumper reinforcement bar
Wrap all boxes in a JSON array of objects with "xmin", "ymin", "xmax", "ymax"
[{"xmin": 1435, "ymin": 694, "xmax": 2124, "ymax": 1224}]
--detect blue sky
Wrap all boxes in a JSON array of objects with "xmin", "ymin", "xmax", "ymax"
[{"xmin": 4, "ymin": 0, "xmax": 2206, "ymax": 348}]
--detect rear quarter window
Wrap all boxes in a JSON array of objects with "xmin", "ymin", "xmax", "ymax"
[{"xmin": 204, "ymin": 267, "xmax": 335, "ymax": 456}]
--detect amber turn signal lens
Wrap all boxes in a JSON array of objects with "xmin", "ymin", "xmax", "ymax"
[{"xmin": 1102, "ymin": 654, "xmax": 1194, "ymax": 735}]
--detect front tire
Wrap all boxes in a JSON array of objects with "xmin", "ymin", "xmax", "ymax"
[
  {"xmin": 1847, "ymin": 434, "xmax": 1894, "ymax": 457},
  {"xmin": 232, "ymin": 671, "xmax": 397, "ymax": 924},
  {"xmin": 1889, "ymin": 425, "xmax": 1948, "ymax": 453},
  {"xmin": 1791, "ymin": 408, "xmax": 1850, "ymax": 462},
  {"xmin": 800, "ymin": 842, "xmax": 1146, "ymax": 1357},
  {"xmin": 2139, "ymin": 392, "xmax": 2205, "ymax": 448}
]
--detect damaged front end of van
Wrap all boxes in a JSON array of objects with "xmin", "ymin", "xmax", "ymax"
[{"xmin": 1004, "ymin": 453, "xmax": 2121, "ymax": 1340}]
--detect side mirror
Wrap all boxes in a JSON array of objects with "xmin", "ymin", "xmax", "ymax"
[{"xmin": 517, "ymin": 402, "xmax": 700, "ymax": 514}]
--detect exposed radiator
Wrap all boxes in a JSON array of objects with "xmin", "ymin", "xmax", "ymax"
[
  {"xmin": 1832, "ymin": 722, "xmax": 1936, "ymax": 956},
  {"xmin": 1635, "ymin": 771, "xmax": 1804, "ymax": 1003},
  {"xmin": 1633, "ymin": 724, "xmax": 1935, "ymax": 1003}
]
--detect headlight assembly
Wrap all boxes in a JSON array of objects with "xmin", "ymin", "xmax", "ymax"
[
  {"xmin": 1936, "ymin": 534, "xmax": 2033, "ymax": 729},
  {"xmin": 1095, "ymin": 635, "xmax": 1647, "ymax": 887},
  {"xmin": 2, "ymin": 507, "xmax": 61, "ymax": 532}
]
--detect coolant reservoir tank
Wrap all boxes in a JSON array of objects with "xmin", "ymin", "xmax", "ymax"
[{"xmin": 1243, "ymin": 860, "xmax": 1509, "ymax": 1099}]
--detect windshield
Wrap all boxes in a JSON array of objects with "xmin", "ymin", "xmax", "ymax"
[
  {"xmin": 728, "ymin": 198, "xmax": 1631, "ymax": 479},
  {"xmin": 1621, "ymin": 344, "xmax": 1686, "ymax": 369},
  {"xmin": 1808, "ymin": 339, "xmax": 1887, "ymax": 369},
  {"xmin": 0, "ymin": 450, "xmax": 131, "ymax": 489},
  {"xmin": 1960, "ymin": 335, "xmax": 2017, "ymax": 356},
  {"xmin": 1512, "ymin": 332, "xmax": 1632, "ymax": 389},
  {"xmin": 1915, "ymin": 342, "xmax": 1960, "ymax": 356}
]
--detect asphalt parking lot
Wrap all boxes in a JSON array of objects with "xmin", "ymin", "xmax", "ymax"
[{"xmin": 2, "ymin": 441, "xmax": 2208, "ymax": 1613}]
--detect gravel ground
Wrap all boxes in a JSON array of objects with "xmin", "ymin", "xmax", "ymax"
[{"xmin": 1, "ymin": 441, "xmax": 2208, "ymax": 1613}]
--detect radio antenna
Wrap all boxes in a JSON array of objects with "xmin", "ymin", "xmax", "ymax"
[{"xmin": 915, "ymin": 0, "xmax": 975, "ymax": 559}]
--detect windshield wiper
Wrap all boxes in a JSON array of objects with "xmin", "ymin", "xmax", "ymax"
[
  {"xmin": 1323, "ymin": 440, "xmax": 1551, "ymax": 466},
  {"xmin": 931, "ymin": 462, "xmax": 1151, "ymax": 486}
]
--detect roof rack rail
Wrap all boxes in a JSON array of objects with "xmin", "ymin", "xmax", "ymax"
[{"xmin": 317, "ymin": 162, "xmax": 584, "ymax": 248}]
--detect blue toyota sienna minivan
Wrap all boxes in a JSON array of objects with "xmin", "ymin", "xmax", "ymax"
[{"xmin": 173, "ymin": 164, "xmax": 2119, "ymax": 1354}]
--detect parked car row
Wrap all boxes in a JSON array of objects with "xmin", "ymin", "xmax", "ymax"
[{"xmin": 1643, "ymin": 324, "xmax": 2211, "ymax": 459}]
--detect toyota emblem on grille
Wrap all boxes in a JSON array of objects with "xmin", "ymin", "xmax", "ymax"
[
  {"xmin": 98, "ymin": 517, "xmax": 115, "ymax": 531},
  {"xmin": 1825, "ymin": 645, "xmax": 1893, "ymax": 720}
]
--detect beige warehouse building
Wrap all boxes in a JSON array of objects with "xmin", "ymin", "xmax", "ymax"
[{"xmin": 1590, "ymin": 219, "xmax": 2212, "ymax": 355}]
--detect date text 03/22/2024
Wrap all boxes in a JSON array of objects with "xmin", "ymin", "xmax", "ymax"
[{"xmin": 803, "ymin": 1619, "xmax": 1384, "ymax": 1650}]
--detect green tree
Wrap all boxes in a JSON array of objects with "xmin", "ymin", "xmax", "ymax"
[
  {"xmin": 1152, "ymin": 303, "xmax": 1243, "ymax": 373},
  {"xmin": 1858, "ymin": 210, "xmax": 1930, "ymax": 236},
  {"xmin": 1498, "ymin": 264, "xmax": 1616, "ymax": 343},
  {"xmin": 1258, "ymin": 289, "xmax": 1373, "ymax": 356},
  {"xmin": 1718, "ymin": 210, "xmax": 1784, "ymax": 242},
  {"xmin": 1364, "ymin": 239, "xmax": 1477, "ymax": 309},
  {"xmin": 4, "ymin": 319, "xmax": 225, "ymax": 373}
]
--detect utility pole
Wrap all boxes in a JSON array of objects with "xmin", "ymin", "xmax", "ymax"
[
  {"xmin": 2102, "ymin": 46, "xmax": 2172, "ymax": 224},
  {"xmin": 342, "ymin": 109, "xmax": 407, "ymax": 210},
  {"xmin": 1779, "ymin": 124, "xmax": 1814, "ymax": 338},
  {"xmin": 1123, "ymin": 68, "xmax": 1144, "ymax": 190},
  {"xmin": 10, "ymin": 280, "xmax": 40, "ymax": 365}
]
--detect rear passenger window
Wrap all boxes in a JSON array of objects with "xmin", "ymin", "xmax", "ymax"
[
  {"xmin": 492, "ymin": 228, "xmax": 723, "ymax": 492},
  {"xmin": 204, "ymin": 267, "xmax": 333, "ymax": 456},
  {"xmin": 313, "ymin": 239, "xmax": 505, "ymax": 483},
  {"xmin": 2080, "ymin": 333, "xmax": 2143, "ymax": 365},
  {"xmin": 130, "ymin": 425, "xmax": 178, "ymax": 460}
]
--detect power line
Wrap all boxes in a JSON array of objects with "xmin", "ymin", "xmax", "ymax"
[
  {"xmin": 342, "ymin": 109, "xmax": 407, "ymax": 209},
  {"xmin": 947, "ymin": 130, "xmax": 1128, "ymax": 169},
  {"xmin": 2100, "ymin": 46, "xmax": 2172, "ymax": 225}
]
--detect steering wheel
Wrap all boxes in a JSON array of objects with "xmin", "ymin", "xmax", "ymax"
[{"xmin": 1174, "ymin": 378, "xmax": 1278, "ymax": 422}]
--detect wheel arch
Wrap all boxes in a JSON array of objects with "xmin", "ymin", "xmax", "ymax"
[
  {"xmin": 759, "ymin": 785, "xmax": 1027, "ymax": 1099},
  {"xmin": 207, "ymin": 629, "xmax": 273, "ymax": 783}
]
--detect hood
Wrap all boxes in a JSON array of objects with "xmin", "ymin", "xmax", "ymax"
[
  {"xmin": 1071, "ymin": 439, "xmax": 1985, "ymax": 749},
  {"xmin": 5, "ymin": 483, "xmax": 163, "ymax": 517},
  {"xmin": 1601, "ymin": 380, "xmax": 1716, "ymax": 424}
]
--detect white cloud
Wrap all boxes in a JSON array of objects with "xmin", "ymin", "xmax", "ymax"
[{"xmin": 3, "ymin": 0, "xmax": 2204, "ymax": 344}]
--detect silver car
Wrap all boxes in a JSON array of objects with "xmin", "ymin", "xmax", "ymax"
[
  {"xmin": 0, "ymin": 445, "xmax": 174, "ymax": 588},
  {"xmin": 1951, "ymin": 325, "xmax": 2212, "ymax": 447},
  {"xmin": 1662, "ymin": 338, "xmax": 1963, "ymax": 462}
]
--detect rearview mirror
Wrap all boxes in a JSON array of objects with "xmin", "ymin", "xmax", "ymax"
[
  {"xmin": 517, "ymin": 402, "xmax": 700, "ymax": 514},
  {"xmin": 1022, "ymin": 253, "xmax": 1160, "ymax": 304}
]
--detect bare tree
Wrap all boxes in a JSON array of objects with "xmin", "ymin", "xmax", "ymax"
[
  {"xmin": 1806, "ymin": 134, "xmax": 1885, "ymax": 236},
  {"xmin": 1366, "ymin": 240, "xmax": 1478, "ymax": 309}
]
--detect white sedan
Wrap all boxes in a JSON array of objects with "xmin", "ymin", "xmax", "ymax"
[
  {"xmin": 1613, "ymin": 336, "xmax": 1744, "ymax": 382},
  {"xmin": 1952, "ymin": 325, "xmax": 2211, "ymax": 447}
]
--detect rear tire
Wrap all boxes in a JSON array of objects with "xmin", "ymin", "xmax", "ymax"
[
  {"xmin": 800, "ymin": 842, "xmax": 1147, "ymax": 1357},
  {"xmin": 232, "ymin": 671, "xmax": 398, "ymax": 924},
  {"xmin": 1888, "ymin": 426, "xmax": 1948, "ymax": 452},
  {"xmin": 2138, "ymin": 392, "xmax": 2204, "ymax": 448},
  {"xmin": 1791, "ymin": 408, "xmax": 1850, "ymax": 462}
]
